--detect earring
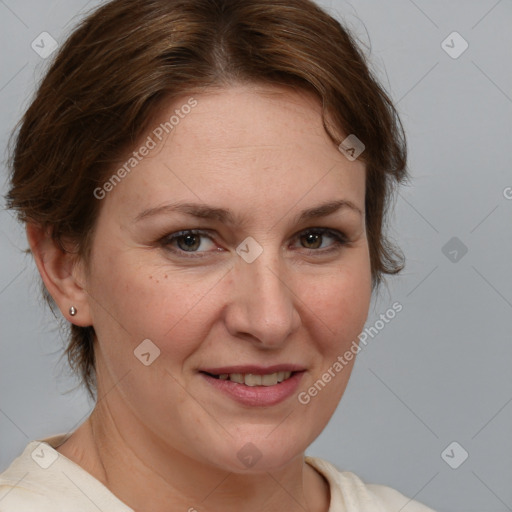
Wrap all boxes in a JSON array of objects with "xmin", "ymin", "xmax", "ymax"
[{"xmin": 69, "ymin": 306, "xmax": 77, "ymax": 316}]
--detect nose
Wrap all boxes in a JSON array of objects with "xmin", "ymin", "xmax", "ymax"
[{"xmin": 224, "ymin": 250, "xmax": 301, "ymax": 348}]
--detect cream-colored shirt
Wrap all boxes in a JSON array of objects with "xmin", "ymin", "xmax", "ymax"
[{"xmin": 0, "ymin": 434, "xmax": 436, "ymax": 511}]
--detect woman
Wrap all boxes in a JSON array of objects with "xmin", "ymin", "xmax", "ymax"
[{"xmin": 1, "ymin": 0, "xmax": 436, "ymax": 510}]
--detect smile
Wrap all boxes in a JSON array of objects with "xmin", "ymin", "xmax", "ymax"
[
  {"xmin": 205, "ymin": 371, "xmax": 293, "ymax": 386},
  {"xmin": 199, "ymin": 366, "xmax": 305, "ymax": 406}
]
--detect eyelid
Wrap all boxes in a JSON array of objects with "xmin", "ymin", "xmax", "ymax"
[
  {"xmin": 159, "ymin": 227, "xmax": 349, "ymax": 258},
  {"xmin": 291, "ymin": 227, "xmax": 349, "ymax": 252},
  {"xmin": 159, "ymin": 229, "xmax": 219, "ymax": 258}
]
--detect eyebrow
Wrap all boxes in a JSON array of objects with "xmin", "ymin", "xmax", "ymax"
[{"xmin": 134, "ymin": 199, "xmax": 363, "ymax": 225}]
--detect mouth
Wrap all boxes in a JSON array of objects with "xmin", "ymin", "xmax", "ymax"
[
  {"xmin": 198, "ymin": 365, "xmax": 306, "ymax": 405},
  {"xmin": 201, "ymin": 370, "xmax": 294, "ymax": 387}
]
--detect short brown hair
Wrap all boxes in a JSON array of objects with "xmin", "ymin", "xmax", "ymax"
[{"xmin": 6, "ymin": 0, "xmax": 407, "ymax": 398}]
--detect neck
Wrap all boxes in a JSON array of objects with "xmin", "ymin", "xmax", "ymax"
[{"xmin": 57, "ymin": 399, "xmax": 330, "ymax": 512}]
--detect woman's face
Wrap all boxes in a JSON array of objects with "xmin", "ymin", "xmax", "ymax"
[{"xmin": 83, "ymin": 84, "xmax": 371, "ymax": 472}]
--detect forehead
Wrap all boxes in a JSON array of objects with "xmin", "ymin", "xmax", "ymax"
[
  {"xmin": 101, "ymin": 84, "xmax": 366, "ymax": 222},
  {"xmin": 165, "ymin": 85, "xmax": 336, "ymax": 159}
]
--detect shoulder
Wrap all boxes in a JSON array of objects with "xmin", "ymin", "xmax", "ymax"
[
  {"xmin": 0, "ymin": 439, "xmax": 133, "ymax": 512},
  {"xmin": 0, "ymin": 442, "xmax": 57, "ymax": 512},
  {"xmin": 365, "ymin": 483, "xmax": 437, "ymax": 512},
  {"xmin": 305, "ymin": 456, "xmax": 437, "ymax": 512}
]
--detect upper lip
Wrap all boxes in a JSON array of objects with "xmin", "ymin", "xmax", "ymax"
[{"xmin": 200, "ymin": 364, "xmax": 306, "ymax": 375}]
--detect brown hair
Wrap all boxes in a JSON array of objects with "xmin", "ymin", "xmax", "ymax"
[{"xmin": 6, "ymin": 0, "xmax": 407, "ymax": 398}]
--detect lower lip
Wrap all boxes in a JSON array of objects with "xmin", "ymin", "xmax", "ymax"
[{"xmin": 200, "ymin": 372, "xmax": 304, "ymax": 406}]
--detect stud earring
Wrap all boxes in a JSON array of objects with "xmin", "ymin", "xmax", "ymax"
[{"xmin": 69, "ymin": 306, "xmax": 77, "ymax": 316}]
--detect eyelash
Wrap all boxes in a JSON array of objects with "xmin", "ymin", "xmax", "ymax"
[{"xmin": 159, "ymin": 228, "xmax": 349, "ymax": 259}]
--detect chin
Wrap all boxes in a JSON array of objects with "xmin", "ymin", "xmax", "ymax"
[{"xmin": 200, "ymin": 428, "xmax": 310, "ymax": 474}]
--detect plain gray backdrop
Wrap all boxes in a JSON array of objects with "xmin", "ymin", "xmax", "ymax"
[{"xmin": 1, "ymin": 1, "xmax": 511, "ymax": 511}]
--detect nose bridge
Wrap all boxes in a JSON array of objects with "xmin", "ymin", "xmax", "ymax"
[{"xmin": 227, "ymin": 246, "xmax": 300, "ymax": 345}]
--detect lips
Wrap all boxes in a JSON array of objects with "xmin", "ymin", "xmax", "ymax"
[
  {"xmin": 205, "ymin": 371, "xmax": 293, "ymax": 386},
  {"xmin": 199, "ymin": 365, "xmax": 306, "ymax": 404},
  {"xmin": 200, "ymin": 364, "xmax": 306, "ymax": 375},
  {"xmin": 200, "ymin": 364, "xmax": 305, "ymax": 387}
]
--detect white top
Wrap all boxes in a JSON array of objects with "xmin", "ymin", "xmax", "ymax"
[{"xmin": 0, "ymin": 434, "xmax": 436, "ymax": 512}]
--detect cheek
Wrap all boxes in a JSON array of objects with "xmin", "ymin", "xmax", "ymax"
[
  {"xmin": 297, "ymin": 262, "xmax": 370, "ymax": 428},
  {"xmin": 305, "ymin": 255, "xmax": 372, "ymax": 348},
  {"xmin": 88, "ymin": 233, "xmax": 371, "ymax": 367},
  {"xmin": 87, "ymin": 248, "xmax": 223, "ymax": 362}
]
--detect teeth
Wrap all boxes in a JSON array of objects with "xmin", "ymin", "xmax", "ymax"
[
  {"xmin": 216, "ymin": 371, "xmax": 292, "ymax": 386},
  {"xmin": 229, "ymin": 373, "xmax": 244, "ymax": 384},
  {"xmin": 245, "ymin": 374, "xmax": 262, "ymax": 386},
  {"xmin": 261, "ymin": 374, "xmax": 277, "ymax": 386}
]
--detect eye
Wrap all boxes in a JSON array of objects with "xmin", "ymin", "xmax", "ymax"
[
  {"xmin": 293, "ymin": 228, "xmax": 348, "ymax": 253},
  {"xmin": 161, "ymin": 229, "xmax": 218, "ymax": 255},
  {"xmin": 159, "ymin": 227, "xmax": 348, "ymax": 259}
]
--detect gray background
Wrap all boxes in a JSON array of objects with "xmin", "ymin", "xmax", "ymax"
[{"xmin": 0, "ymin": 1, "xmax": 511, "ymax": 511}]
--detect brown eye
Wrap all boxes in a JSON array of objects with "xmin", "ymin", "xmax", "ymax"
[
  {"xmin": 176, "ymin": 233, "xmax": 201, "ymax": 252},
  {"xmin": 294, "ymin": 228, "xmax": 348, "ymax": 253},
  {"xmin": 161, "ymin": 229, "xmax": 217, "ymax": 256},
  {"xmin": 300, "ymin": 232, "xmax": 323, "ymax": 249}
]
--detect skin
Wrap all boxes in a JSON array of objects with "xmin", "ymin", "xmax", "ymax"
[{"xmin": 28, "ymin": 84, "xmax": 372, "ymax": 512}]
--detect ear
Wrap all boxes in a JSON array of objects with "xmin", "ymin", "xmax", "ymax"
[{"xmin": 26, "ymin": 223, "xmax": 93, "ymax": 327}]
